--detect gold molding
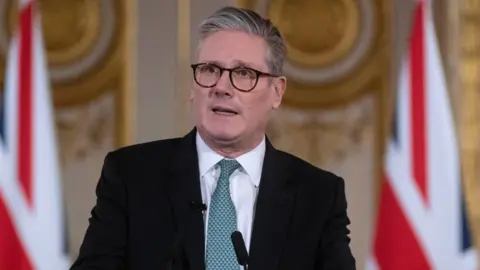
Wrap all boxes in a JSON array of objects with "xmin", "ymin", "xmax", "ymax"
[
  {"xmin": 0, "ymin": 0, "xmax": 133, "ymax": 148},
  {"xmin": 175, "ymin": 0, "xmax": 191, "ymax": 136},
  {"xmin": 458, "ymin": 0, "xmax": 480, "ymax": 250},
  {"xmin": 0, "ymin": 0, "xmax": 125, "ymax": 108},
  {"xmin": 374, "ymin": 0, "xmax": 393, "ymax": 213},
  {"xmin": 237, "ymin": 0, "xmax": 391, "ymax": 204},
  {"xmin": 267, "ymin": 0, "xmax": 360, "ymax": 68},
  {"xmin": 237, "ymin": 0, "xmax": 388, "ymax": 109},
  {"xmin": 117, "ymin": 0, "xmax": 136, "ymax": 146}
]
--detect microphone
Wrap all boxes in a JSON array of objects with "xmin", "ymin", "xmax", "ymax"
[
  {"xmin": 190, "ymin": 201, "xmax": 207, "ymax": 212},
  {"xmin": 231, "ymin": 231, "xmax": 249, "ymax": 270}
]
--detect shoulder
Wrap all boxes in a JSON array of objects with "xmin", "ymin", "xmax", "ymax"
[
  {"xmin": 273, "ymin": 149, "xmax": 349, "ymax": 214},
  {"xmin": 103, "ymin": 137, "xmax": 184, "ymax": 169},
  {"xmin": 274, "ymin": 148, "xmax": 344, "ymax": 189}
]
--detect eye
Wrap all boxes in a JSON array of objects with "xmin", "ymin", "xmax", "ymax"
[
  {"xmin": 234, "ymin": 68, "xmax": 256, "ymax": 78},
  {"xmin": 199, "ymin": 64, "xmax": 219, "ymax": 74}
]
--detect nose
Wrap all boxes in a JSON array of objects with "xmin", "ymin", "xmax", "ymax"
[{"xmin": 213, "ymin": 70, "xmax": 234, "ymax": 97}]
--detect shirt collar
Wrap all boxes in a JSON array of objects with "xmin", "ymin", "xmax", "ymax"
[{"xmin": 196, "ymin": 133, "xmax": 265, "ymax": 187}]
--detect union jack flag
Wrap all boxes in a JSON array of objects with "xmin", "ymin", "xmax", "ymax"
[
  {"xmin": 366, "ymin": 1, "xmax": 478, "ymax": 269},
  {"xmin": 0, "ymin": 0, "xmax": 70, "ymax": 269}
]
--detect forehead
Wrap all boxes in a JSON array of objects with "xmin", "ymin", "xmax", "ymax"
[{"xmin": 198, "ymin": 30, "xmax": 268, "ymax": 70}]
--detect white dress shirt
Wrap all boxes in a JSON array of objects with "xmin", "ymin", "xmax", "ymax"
[{"xmin": 196, "ymin": 133, "xmax": 265, "ymax": 253}]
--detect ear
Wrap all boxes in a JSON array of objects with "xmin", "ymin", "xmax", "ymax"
[
  {"xmin": 272, "ymin": 76, "xmax": 286, "ymax": 109},
  {"xmin": 189, "ymin": 83, "xmax": 195, "ymax": 102},
  {"xmin": 189, "ymin": 90, "xmax": 194, "ymax": 102}
]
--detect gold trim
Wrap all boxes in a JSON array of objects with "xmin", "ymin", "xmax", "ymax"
[
  {"xmin": 175, "ymin": 0, "xmax": 191, "ymax": 136},
  {"xmin": 0, "ymin": 0, "xmax": 125, "ymax": 108},
  {"xmin": 237, "ymin": 0, "xmax": 258, "ymax": 10},
  {"xmin": 373, "ymin": 0, "xmax": 393, "ymax": 215},
  {"xmin": 6, "ymin": 0, "xmax": 102, "ymax": 65},
  {"xmin": 267, "ymin": 0, "xmax": 360, "ymax": 68},
  {"xmin": 117, "ymin": 0, "xmax": 136, "ymax": 147},
  {"xmin": 53, "ymin": 1, "xmax": 125, "ymax": 108},
  {"xmin": 459, "ymin": 0, "xmax": 480, "ymax": 250},
  {"xmin": 237, "ymin": 0, "xmax": 388, "ymax": 109}
]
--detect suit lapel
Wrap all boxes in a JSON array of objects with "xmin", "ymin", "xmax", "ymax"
[
  {"xmin": 248, "ymin": 139, "xmax": 296, "ymax": 270},
  {"xmin": 166, "ymin": 128, "xmax": 205, "ymax": 270},
  {"xmin": 166, "ymin": 131, "xmax": 295, "ymax": 270}
]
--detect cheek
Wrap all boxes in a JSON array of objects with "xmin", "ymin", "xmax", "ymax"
[
  {"xmin": 191, "ymin": 89, "xmax": 209, "ymax": 108},
  {"xmin": 241, "ymin": 95, "xmax": 271, "ymax": 121}
]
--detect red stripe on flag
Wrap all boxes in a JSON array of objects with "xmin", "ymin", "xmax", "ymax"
[
  {"xmin": 17, "ymin": 3, "xmax": 34, "ymax": 206},
  {"xmin": 374, "ymin": 174, "xmax": 431, "ymax": 270},
  {"xmin": 0, "ymin": 194, "xmax": 34, "ymax": 270},
  {"xmin": 410, "ymin": 1, "xmax": 428, "ymax": 203}
]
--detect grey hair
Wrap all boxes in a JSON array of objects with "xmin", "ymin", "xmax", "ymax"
[{"xmin": 197, "ymin": 6, "xmax": 286, "ymax": 75}]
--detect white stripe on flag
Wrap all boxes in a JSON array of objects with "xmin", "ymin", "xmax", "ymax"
[{"xmin": 0, "ymin": 3, "xmax": 70, "ymax": 269}]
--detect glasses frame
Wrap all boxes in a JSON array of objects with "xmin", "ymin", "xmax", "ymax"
[{"xmin": 190, "ymin": 62, "xmax": 279, "ymax": 92}]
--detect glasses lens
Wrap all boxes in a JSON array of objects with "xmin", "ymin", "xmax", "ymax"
[
  {"xmin": 193, "ymin": 64, "xmax": 259, "ymax": 91},
  {"xmin": 195, "ymin": 64, "xmax": 221, "ymax": 87},
  {"xmin": 231, "ymin": 67, "xmax": 257, "ymax": 91}
]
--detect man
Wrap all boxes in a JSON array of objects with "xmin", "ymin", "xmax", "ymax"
[{"xmin": 70, "ymin": 6, "xmax": 355, "ymax": 270}]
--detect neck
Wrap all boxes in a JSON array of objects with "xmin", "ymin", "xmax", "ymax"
[{"xmin": 197, "ymin": 129, "xmax": 264, "ymax": 158}]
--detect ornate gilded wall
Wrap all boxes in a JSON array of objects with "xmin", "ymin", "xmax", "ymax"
[
  {"xmin": 234, "ymin": 0, "xmax": 480, "ymax": 264},
  {"xmin": 0, "ymin": 0, "xmax": 134, "ymax": 257},
  {"xmin": 237, "ymin": 0, "xmax": 391, "ymax": 264}
]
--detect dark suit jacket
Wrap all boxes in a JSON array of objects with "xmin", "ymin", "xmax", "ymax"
[{"xmin": 70, "ymin": 129, "xmax": 355, "ymax": 270}]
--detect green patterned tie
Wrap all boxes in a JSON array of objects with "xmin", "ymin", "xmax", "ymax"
[{"xmin": 205, "ymin": 159, "xmax": 242, "ymax": 270}]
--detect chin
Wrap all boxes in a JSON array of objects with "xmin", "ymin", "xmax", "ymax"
[
  {"xmin": 208, "ymin": 129, "xmax": 240, "ymax": 142},
  {"xmin": 202, "ymin": 125, "xmax": 243, "ymax": 143}
]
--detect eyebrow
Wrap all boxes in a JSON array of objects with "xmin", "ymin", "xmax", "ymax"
[{"xmin": 206, "ymin": 60, "xmax": 263, "ymax": 70}]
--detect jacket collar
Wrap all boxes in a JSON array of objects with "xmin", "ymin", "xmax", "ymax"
[{"xmin": 166, "ymin": 127, "xmax": 296, "ymax": 270}]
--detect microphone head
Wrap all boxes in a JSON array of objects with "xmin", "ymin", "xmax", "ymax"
[{"xmin": 231, "ymin": 231, "xmax": 249, "ymax": 266}]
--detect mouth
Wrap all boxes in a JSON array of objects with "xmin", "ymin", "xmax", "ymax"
[{"xmin": 211, "ymin": 106, "xmax": 238, "ymax": 116}]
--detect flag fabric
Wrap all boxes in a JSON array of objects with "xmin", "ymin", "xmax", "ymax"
[
  {"xmin": 365, "ymin": 0, "xmax": 478, "ymax": 269},
  {"xmin": 0, "ymin": 0, "xmax": 70, "ymax": 269}
]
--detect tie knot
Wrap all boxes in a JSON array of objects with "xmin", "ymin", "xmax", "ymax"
[{"xmin": 217, "ymin": 158, "xmax": 241, "ymax": 178}]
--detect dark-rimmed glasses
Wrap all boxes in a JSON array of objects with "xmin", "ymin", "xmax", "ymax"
[{"xmin": 190, "ymin": 63, "xmax": 278, "ymax": 92}]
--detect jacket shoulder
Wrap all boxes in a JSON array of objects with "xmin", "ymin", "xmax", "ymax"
[
  {"xmin": 275, "ymin": 149, "xmax": 343, "ymax": 186},
  {"xmin": 106, "ymin": 137, "xmax": 182, "ymax": 165}
]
